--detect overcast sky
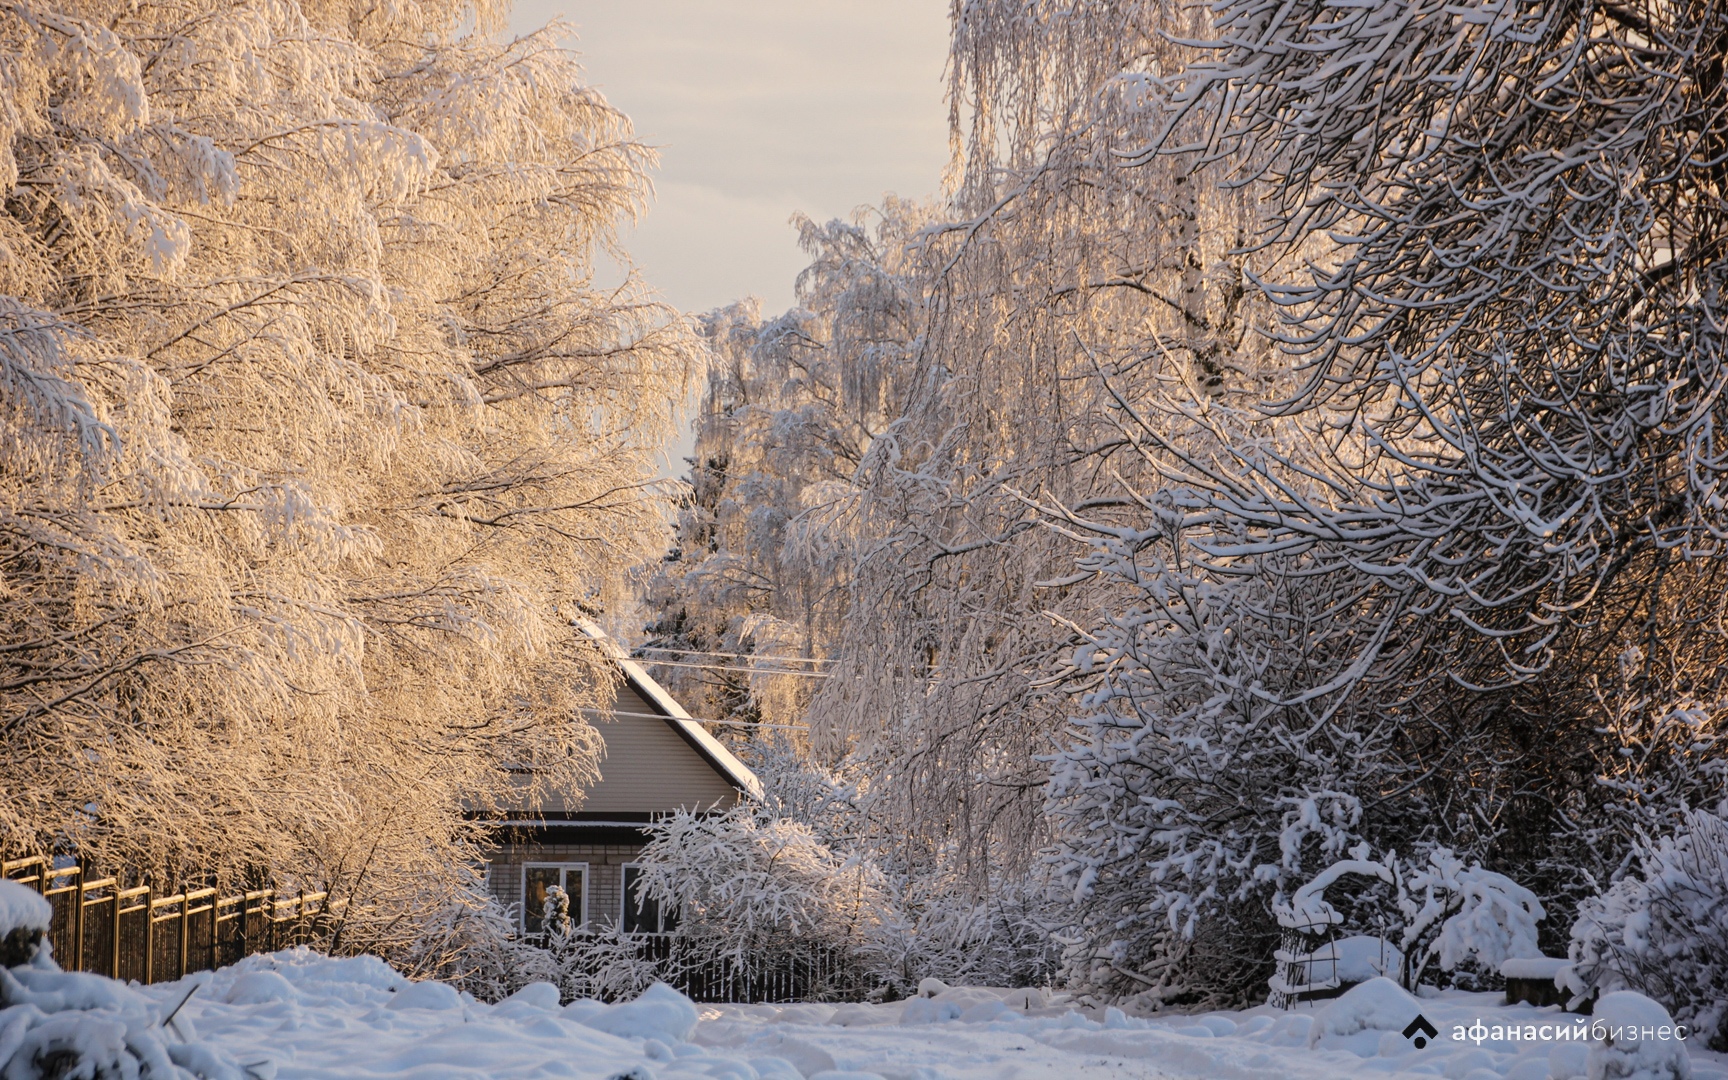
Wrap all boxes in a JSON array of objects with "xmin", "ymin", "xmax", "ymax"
[{"xmin": 508, "ymin": 0, "xmax": 952, "ymax": 317}]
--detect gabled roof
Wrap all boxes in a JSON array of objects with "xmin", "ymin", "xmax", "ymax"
[{"xmin": 574, "ymin": 618, "xmax": 764, "ymax": 801}]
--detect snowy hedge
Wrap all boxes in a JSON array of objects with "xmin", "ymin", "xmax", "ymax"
[{"xmin": 1570, "ymin": 808, "xmax": 1728, "ymax": 1051}]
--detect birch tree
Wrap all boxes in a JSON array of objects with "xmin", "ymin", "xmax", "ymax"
[
  {"xmin": 800, "ymin": 0, "xmax": 1271, "ymax": 905},
  {"xmin": 0, "ymin": 0, "xmax": 696, "ymax": 965},
  {"xmin": 645, "ymin": 208, "xmax": 922, "ymax": 732}
]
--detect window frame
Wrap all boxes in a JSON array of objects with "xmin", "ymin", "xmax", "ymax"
[{"xmin": 519, "ymin": 861, "xmax": 588, "ymax": 934}]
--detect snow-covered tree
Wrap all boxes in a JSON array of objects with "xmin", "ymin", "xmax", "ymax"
[
  {"xmin": 643, "ymin": 207, "xmax": 922, "ymax": 732},
  {"xmin": 795, "ymin": 0, "xmax": 1273, "ymax": 915},
  {"xmin": 639, "ymin": 0, "xmax": 1728, "ymax": 1015},
  {"xmin": 0, "ymin": 0, "xmax": 695, "ymax": 964},
  {"xmin": 961, "ymin": 0, "xmax": 1728, "ymax": 1006}
]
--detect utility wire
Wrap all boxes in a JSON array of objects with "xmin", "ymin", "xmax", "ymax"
[
  {"xmin": 626, "ymin": 657, "xmax": 834, "ymax": 679},
  {"xmin": 634, "ymin": 645, "xmax": 832, "ymax": 666},
  {"xmin": 581, "ymin": 707, "xmax": 810, "ymax": 731}
]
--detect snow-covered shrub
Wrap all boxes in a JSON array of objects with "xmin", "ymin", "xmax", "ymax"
[
  {"xmin": 392, "ymin": 889, "xmax": 555, "ymax": 1004},
  {"xmin": 1399, "ymin": 849, "xmax": 1544, "ymax": 989},
  {"xmin": 556, "ymin": 928, "xmax": 665, "ymax": 1003},
  {"xmin": 1049, "ymin": 611, "xmax": 1395, "ymax": 1008},
  {"xmin": 622, "ymin": 745, "xmax": 1066, "ymax": 996},
  {"xmin": 634, "ymin": 804, "xmax": 895, "ymax": 973},
  {"xmin": 1267, "ymin": 846, "xmax": 1543, "ymax": 998},
  {"xmin": 0, "ymin": 880, "xmax": 51, "ymax": 969},
  {"xmin": 1570, "ymin": 809, "xmax": 1728, "ymax": 1051},
  {"xmin": 542, "ymin": 886, "xmax": 574, "ymax": 939},
  {"xmin": 1586, "ymin": 991, "xmax": 1695, "ymax": 1080}
]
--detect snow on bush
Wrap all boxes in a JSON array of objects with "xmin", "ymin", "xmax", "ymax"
[
  {"xmin": 621, "ymin": 748, "xmax": 1064, "ymax": 998},
  {"xmin": 1586, "ymin": 991, "xmax": 1694, "ymax": 1080},
  {"xmin": 1268, "ymin": 846, "xmax": 1544, "ymax": 998},
  {"xmin": 0, "ymin": 881, "xmax": 51, "ymax": 969},
  {"xmin": 1275, "ymin": 852, "xmax": 1394, "ymax": 931},
  {"xmin": 634, "ymin": 803, "xmax": 895, "ymax": 966},
  {"xmin": 1570, "ymin": 809, "xmax": 1728, "ymax": 1051},
  {"xmin": 1399, "ymin": 848, "xmax": 1545, "ymax": 986}
]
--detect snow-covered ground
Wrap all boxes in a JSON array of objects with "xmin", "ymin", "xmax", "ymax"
[{"xmin": 5, "ymin": 946, "xmax": 1727, "ymax": 1080}]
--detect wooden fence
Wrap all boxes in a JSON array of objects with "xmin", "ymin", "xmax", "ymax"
[{"xmin": 1, "ymin": 855, "xmax": 346, "ymax": 984}]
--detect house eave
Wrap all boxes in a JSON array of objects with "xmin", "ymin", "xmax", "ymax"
[{"xmin": 574, "ymin": 618, "xmax": 766, "ymax": 801}]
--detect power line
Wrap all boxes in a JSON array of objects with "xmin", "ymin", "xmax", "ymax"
[
  {"xmin": 634, "ymin": 645, "xmax": 832, "ymax": 666},
  {"xmin": 626, "ymin": 657, "xmax": 834, "ymax": 679},
  {"xmin": 581, "ymin": 707, "xmax": 810, "ymax": 731}
]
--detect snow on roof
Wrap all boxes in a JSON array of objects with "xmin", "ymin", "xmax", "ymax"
[{"xmin": 574, "ymin": 619, "xmax": 764, "ymax": 801}]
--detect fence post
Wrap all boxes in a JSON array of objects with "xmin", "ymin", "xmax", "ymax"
[
  {"xmin": 109, "ymin": 877, "xmax": 121, "ymax": 979},
  {"xmin": 143, "ymin": 884, "xmax": 153, "ymax": 985},
  {"xmin": 70, "ymin": 864, "xmax": 85, "ymax": 973},
  {"xmin": 209, "ymin": 894, "xmax": 219, "ymax": 970},
  {"xmin": 178, "ymin": 894, "xmax": 189, "ymax": 979}
]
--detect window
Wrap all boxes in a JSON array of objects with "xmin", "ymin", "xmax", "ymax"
[
  {"xmin": 621, "ymin": 864, "xmax": 678, "ymax": 934},
  {"xmin": 521, "ymin": 863, "xmax": 586, "ymax": 934}
]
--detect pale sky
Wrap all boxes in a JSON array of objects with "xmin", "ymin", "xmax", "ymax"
[{"xmin": 507, "ymin": 0, "xmax": 952, "ymax": 317}]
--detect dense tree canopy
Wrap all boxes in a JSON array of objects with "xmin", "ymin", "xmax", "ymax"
[
  {"xmin": 0, "ymin": 0, "xmax": 695, "ymax": 964},
  {"xmin": 648, "ymin": 0, "xmax": 1728, "ymax": 1012}
]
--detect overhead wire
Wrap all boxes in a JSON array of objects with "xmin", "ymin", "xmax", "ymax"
[
  {"xmin": 624, "ymin": 657, "xmax": 834, "ymax": 679},
  {"xmin": 581, "ymin": 707, "xmax": 810, "ymax": 731},
  {"xmin": 633, "ymin": 645, "xmax": 833, "ymax": 666}
]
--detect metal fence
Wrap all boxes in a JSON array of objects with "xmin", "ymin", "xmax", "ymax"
[
  {"xmin": 537, "ymin": 931, "xmax": 877, "ymax": 1003},
  {"xmin": 1269, "ymin": 920, "xmax": 1341, "ymax": 1009},
  {"xmin": 635, "ymin": 936, "xmax": 872, "ymax": 1004},
  {"xmin": 2, "ymin": 855, "xmax": 346, "ymax": 984}
]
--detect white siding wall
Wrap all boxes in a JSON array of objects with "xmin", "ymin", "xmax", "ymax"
[{"xmin": 519, "ymin": 683, "xmax": 740, "ymax": 816}]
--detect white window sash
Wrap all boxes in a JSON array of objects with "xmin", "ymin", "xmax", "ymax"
[{"xmin": 520, "ymin": 861, "xmax": 589, "ymax": 932}]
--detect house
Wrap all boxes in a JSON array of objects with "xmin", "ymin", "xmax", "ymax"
[{"xmin": 482, "ymin": 619, "xmax": 761, "ymax": 935}]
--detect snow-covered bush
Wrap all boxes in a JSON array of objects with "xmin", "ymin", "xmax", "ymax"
[
  {"xmin": 620, "ymin": 745, "xmax": 1065, "ymax": 997},
  {"xmin": 1570, "ymin": 809, "xmax": 1728, "ymax": 1051},
  {"xmin": 390, "ymin": 888, "xmax": 555, "ymax": 1004},
  {"xmin": 554, "ymin": 928, "xmax": 664, "ymax": 1003},
  {"xmin": 634, "ymin": 804, "xmax": 895, "ymax": 970},
  {"xmin": 0, "ymin": 880, "xmax": 51, "ymax": 969},
  {"xmin": 1267, "ymin": 846, "xmax": 1542, "ymax": 999},
  {"xmin": 1398, "ymin": 849, "xmax": 1544, "ymax": 990}
]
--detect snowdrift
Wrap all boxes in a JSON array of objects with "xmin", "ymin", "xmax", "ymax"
[{"xmin": 2, "ymin": 880, "xmax": 1724, "ymax": 1080}]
